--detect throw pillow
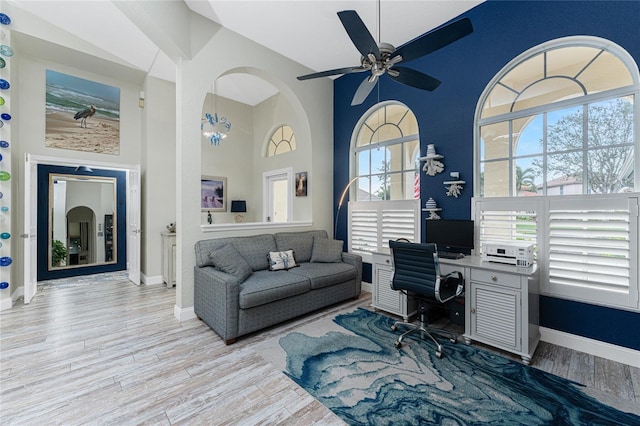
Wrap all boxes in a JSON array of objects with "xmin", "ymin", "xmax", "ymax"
[
  {"xmin": 268, "ymin": 250, "xmax": 298, "ymax": 271},
  {"xmin": 310, "ymin": 238, "xmax": 344, "ymax": 263},
  {"xmin": 209, "ymin": 244, "xmax": 253, "ymax": 282}
]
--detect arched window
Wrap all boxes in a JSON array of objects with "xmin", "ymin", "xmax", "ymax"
[
  {"xmin": 474, "ymin": 36, "xmax": 640, "ymax": 309},
  {"xmin": 477, "ymin": 36, "xmax": 638, "ymax": 197},
  {"xmin": 354, "ymin": 103, "xmax": 420, "ymax": 201},
  {"xmin": 267, "ymin": 124, "xmax": 296, "ymax": 157},
  {"xmin": 348, "ymin": 103, "xmax": 421, "ymax": 258}
]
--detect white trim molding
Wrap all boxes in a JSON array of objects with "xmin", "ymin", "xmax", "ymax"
[
  {"xmin": 174, "ymin": 304, "xmax": 197, "ymax": 322},
  {"xmin": 540, "ymin": 327, "xmax": 640, "ymax": 367}
]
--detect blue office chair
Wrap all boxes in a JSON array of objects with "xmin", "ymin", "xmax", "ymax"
[{"xmin": 389, "ymin": 240, "xmax": 464, "ymax": 358}]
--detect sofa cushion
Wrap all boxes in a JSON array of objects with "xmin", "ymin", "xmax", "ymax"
[
  {"xmin": 268, "ymin": 250, "xmax": 298, "ymax": 271},
  {"xmin": 289, "ymin": 262, "xmax": 356, "ymax": 290},
  {"xmin": 195, "ymin": 234, "xmax": 277, "ymax": 270},
  {"xmin": 208, "ymin": 244, "xmax": 253, "ymax": 282},
  {"xmin": 274, "ymin": 230, "xmax": 328, "ymax": 263},
  {"xmin": 310, "ymin": 238, "xmax": 344, "ymax": 263},
  {"xmin": 239, "ymin": 270, "xmax": 311, "ymax": 309}
]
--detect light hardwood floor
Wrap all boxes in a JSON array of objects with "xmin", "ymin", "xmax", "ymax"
[{"xmin": 1, "ymin": 272, "xmax": 638, "ymax": 425}]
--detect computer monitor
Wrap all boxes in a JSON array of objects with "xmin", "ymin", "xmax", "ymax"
[{"xmin": 425, "ymin": 219, "xmax": 475, "ymax": 253}]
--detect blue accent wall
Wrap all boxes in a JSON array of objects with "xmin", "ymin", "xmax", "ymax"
[{"xmin": 333, "ymin": 1, "xmax": 640, "ymax": 349}]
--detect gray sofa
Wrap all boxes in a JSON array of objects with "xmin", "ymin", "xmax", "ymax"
[{"xmin": 194, "ymin": 230, "xmax": 362, "ymax": 344}]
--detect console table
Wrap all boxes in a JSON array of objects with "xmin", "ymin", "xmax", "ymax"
[{"xmin": 372, "ymin": 253, "xmax": 540, "ymax": 364}]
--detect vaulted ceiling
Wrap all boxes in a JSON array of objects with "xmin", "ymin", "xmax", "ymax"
[{"xmin": 8, "ymin": 0, "xmax": 483, "ymax": 105}]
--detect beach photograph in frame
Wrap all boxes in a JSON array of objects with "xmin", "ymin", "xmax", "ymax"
[
  {"xmin": 201, "ymin": 176, "xmax": 227, "ymax": 211},
  {"xmin": 45, "ymin": 69, "xmax": 121, "ymax": 155},
  {"xmin": 295, "ymin": 171, "xmax": 308, "ymax": 196}
]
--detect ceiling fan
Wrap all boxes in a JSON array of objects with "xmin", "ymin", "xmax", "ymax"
[{"xmin": 297, "ymin": 8, "xmax": 473, "ymax": 106}]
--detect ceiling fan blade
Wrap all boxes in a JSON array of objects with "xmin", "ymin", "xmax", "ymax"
[
  {"xmin": 389, "ymin": 67, "xmax": 441, "ymax": 91},
  {"xmin": 297, "ymin": 66, "xmax": 367, "ymax": 81},
  {"xmin": 393, "ymin": 18, "xmax": 473, "ymax": 63},
  {"xmin": 351, "ymin": 75, "xmax": 378, "ymax": 106},
  {"xmin": 338, "ymin": 10, "xmax": 381, "ymax": 60}
]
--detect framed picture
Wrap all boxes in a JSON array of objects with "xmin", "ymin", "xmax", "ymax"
[
  {"xmin": 201, "ymin": 176, "xmax": 227, "ymax": 211},
  {"xmin": 45, "ymin": 69, "xmax": 121, "ymax": 155},
  {"xmin": 295, "ymin": 172, "xmax": 308, "ymax": 197}
]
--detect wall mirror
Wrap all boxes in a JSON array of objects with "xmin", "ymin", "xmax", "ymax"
[{"xmin": 49, "ymin": 174, "xmax": 117, "ymax": 270}]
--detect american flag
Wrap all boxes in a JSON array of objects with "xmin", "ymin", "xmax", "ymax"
[{"xmin": 414, "ymin": 172, "xmax": 420, "ymax": 199}]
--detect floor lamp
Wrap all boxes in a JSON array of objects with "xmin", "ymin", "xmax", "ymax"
[{"xmin": 334, "ymin": 177, "xmax": 359, "ymax": 239}]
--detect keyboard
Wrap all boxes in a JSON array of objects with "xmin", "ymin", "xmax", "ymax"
[{"xmin": 438, "ymin": 251, "xmax": 465, "ymax": 260}]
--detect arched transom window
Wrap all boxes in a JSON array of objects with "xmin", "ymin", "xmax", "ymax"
[
  {"xmin": 477, "ymin": 36, "xmax": 638, "ymax": 197},
  {"xmin": 267, "ymin": 124, "xmax": 296, "ymax": 157}
]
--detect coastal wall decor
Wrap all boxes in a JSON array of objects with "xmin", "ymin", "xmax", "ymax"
[
  {"xmin": 201, "ymin": 176, "xmax": 227, "ymax": 212},
  {"xmin": 45, "ymin": 69, "xmax": 120, "ymax": 155}
]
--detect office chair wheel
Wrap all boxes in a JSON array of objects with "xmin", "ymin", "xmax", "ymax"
[
  {"xmin": 449, "ymin": 338, "xmax": 457, "ymax": 344},
  {"xmin": 390, "ymin": 325, "xmax": 397, "ymax": 331},
  {"xmin": 394, "ymin": 341, "xmax": 402, "ymax": 349},
  {"xmin": 435, "ymin": 351, "xmax": 443, "ymax": 359}
]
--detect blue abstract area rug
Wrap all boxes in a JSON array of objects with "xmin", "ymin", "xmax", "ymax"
[{"xmin": 277, "ymin": 308, "xmax": 639, "ymax": 425}]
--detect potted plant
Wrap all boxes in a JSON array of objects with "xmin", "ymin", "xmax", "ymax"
[{"xmin": 52, "ymin": 239, "xmax": 67, "ymax": 267}]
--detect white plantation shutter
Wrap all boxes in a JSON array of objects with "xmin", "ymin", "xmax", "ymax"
[
  {"xmin": 349, "ymin": 200, "xmax": 420, "ymax": 261},
  {"xmin": 547, "ymin": 196, "xmax": 638, "ymax": 308},
  {"xmin": 474, "ymin": 195, "xmax": 639, "ymax": 309},
  {"xmin": 474, "ymin": 198, "xmax": 539, "ymax": 255}
]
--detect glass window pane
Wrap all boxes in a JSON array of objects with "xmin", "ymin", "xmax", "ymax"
[
  {"xmin": 405, "ymin": 171, "xmax": 420, "ymax": 199},
  {"xmin": 514, "ymin": 115, "xmax": 543, "ymax": 157},
  {"xmin": 547, "ymin": 153, "xmax": 582, "ymax": 195},
  {"xmin": 388, "ymin": 172, "xmax": 404, "ymax": 200},
  {"xmin": 371, "ymin": 147, "xmax": 386, "ymax": 174},
  {"xmin": 580, "ymin": 51, "xmax": 633, "ymax": 93},
  {"xmin": 513, "ymin": 78, "xmax": 585, "ymax": 112},
  {"xmin": 546, "ymin": 46, "xmax": 600, "ymax": 79},
  {"xmin": 357, "ymin": 150, "xmax": 370, "ymax": 176},
  {"xmin": 547, "ymin": 106, "xmax": 583, "ymax": 153},
  {"xmin": 356, "ymin": 176, "xmax": 372, "ymax": 201},
  {"xmin": 481, "ymin": 84, "xmax": 517, "ymax": 119},
  {"xmin": 372, "ymin": 174, "xmax": 388, "ymax": 200},
  {"xmin": 587, "ymin": 146, "xmax": 634, "ymax": 194},
  {"xmin": 501, "ymin": 53, "xmax": 544, "ymax": 93},
  {"xmin": 588, "ymin": 97, "xmax": 634, "ymax": 148},
  {"xmin": 387, "ymin": 145, "xmax": 402, "ymax": 172},
  {"xmin": 514, "ymin": 158, "xmax": 542, "ymax": 196},
  {"xmin": 403, "ymin": 139, "xmax": 420, "ymax": 170},
  {"xmin": 482, "ymin": 160, "xmax": 510, "ymax": 197},
  {"xmin": 481, "ymin": 122, "xmax": 511, "ymax": 161}
]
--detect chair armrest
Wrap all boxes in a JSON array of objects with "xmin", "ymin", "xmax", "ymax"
[
  {"xmin": 194, "ymin": 266, "xmax": 241, "ymax": 342},
  {"xmin": 436, "ymin": 271, "xmax": 464, "ymax": 303}
]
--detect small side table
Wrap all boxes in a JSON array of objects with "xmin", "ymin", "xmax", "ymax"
[{"xmin": 161, "ymin": 232, "xmax": 176, "ymax": 288}]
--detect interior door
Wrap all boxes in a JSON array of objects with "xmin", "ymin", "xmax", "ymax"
[
  {"xmin": 23, "ymin": 154, "xmax": 37, "ymax": 303},
  {"xmin": 127, "ymin": 167, "xmax": 141, "ymax": 285}
]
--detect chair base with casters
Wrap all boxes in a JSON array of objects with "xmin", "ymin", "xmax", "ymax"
[{"xmin": 391, "ymin": 299, "xmax": 458, "ymax": 359}]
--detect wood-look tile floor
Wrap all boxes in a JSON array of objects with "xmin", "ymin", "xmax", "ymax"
[{"xmin": 1, "ymin": 272, "xmax": 638, "ymax": 425}]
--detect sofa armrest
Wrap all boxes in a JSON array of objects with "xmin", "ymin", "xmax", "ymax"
[
  {"xmin": 194, "ymin": 266, "xmax": 241, "ymax": 343},
  {"xmin": 341, "ymin": 252, "xmax": 363, "ymax": 294}
]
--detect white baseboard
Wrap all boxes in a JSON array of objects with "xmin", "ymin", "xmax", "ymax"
[
  {"xmin": 142, "ymin": 273, "xmax": 164, "ymax": 286},
  {"xmin": 361, "ymin": 281, "xmax": 372, "ymax": 293},
  {"xmin": 1, "ymin": 287, "xmax": 24, "ymax": 311},
  {"xmin": 174, "ymin": 304, "xmax": 196, "ymax": 322},
  {"xmin": 540, "ymin": 326, "xmax": 640, "ymax": 368}
]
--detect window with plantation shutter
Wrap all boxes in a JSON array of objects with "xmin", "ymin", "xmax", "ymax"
[
  {"xmin": 476, "ymin": 205, "xmax": 538, "ymax": 253},
  {"xmin": 349, "ymin": 200, "xmax": 420, "ymax": 261},
  {"xmin": 547, "ymin": 196, "xmax": 638, "ymax": 308}
]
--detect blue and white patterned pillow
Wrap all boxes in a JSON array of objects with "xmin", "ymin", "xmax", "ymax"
[{"xmin": 268, "ymin": 250, "xmax": 298, "ymax": 271}]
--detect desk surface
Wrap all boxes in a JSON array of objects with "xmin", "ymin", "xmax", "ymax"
[{"xmin": 438, "ymin": 254, "xmax": 537, "ymax": 275}]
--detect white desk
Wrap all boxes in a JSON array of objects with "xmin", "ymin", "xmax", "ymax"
[{"xmin": 372, "ymin": 253, "xmax": 540, "ymax": 364}]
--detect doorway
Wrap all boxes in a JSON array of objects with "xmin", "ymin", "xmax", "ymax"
[{"xmin": 36, "ymin": 164, "xmax": 127, "ymax": 280}]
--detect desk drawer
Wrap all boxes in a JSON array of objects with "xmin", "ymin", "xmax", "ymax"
[{"xmin": 470, "ymin": 269, "xmax": 521, "ymax": 289}]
